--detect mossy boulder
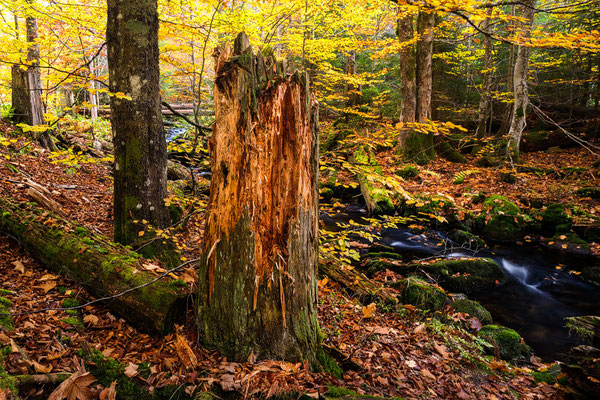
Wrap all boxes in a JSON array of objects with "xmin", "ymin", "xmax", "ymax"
[
  {"xmin": 565, "ymin": 316, "xmax": 600, "ymax": 344},
  {"xmin": 320, "ymin": 187, "xmax": 335, "ymax": 202},
  {"xmin": 582, "ymin": 267, "xmax": 600, "ymax": 287},
  {"xmin": 362, "ymin": 252, "xmax": 402, "ymax": 275},
  {"xmin": 541, "ymin": 204, "xmax": 572, "ymax": 235},
  {"xmin": 477, "ymin": 195, "xmax": 525, "ymax": 242},
  {"xmin": 395, "ymin": 277, "xmax": 450, "ymax": 312},
  {"xmin": 478, "ymin": 325, "xmax": 533, "ymax": 360},
  {"xmin": 451, "ymin": 298, "xmax": 492, "ymax": 325},
  {"xmin": 409, "ymin": 258, "xmax": 507, "ymax": 294},
  {"xmin": 395, "ymin": 164, "xmax": 419, "ymax": 179},
  {"xmin": 447, "ymin": 229, "xmax": 487, "ymax": 250},
  {"xmin": 545, "ymin": 232, "xmax": 591, "ymax": 256},
  {"xmin": 576, "ymin": 187, "xmax": 600, "ymax": 200}
]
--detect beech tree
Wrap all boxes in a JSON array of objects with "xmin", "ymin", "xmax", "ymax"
[
  {"xmin": 196, "ymin": 33, "xmax": 320, "ymax": 362},
  {"xmin": 106, "ymin": 0, "xmax": 170, "ymax": 249},
  {"xmin": 506, "ymin": 0, "xmax": 537, "ymax": 158},
  {"xmin": 396, "ymin": 7, "xmax": 435, "ymax": 164}
]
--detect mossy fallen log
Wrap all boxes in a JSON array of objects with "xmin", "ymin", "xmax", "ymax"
[
  {"xmin": 319, "ymin": 253, "xmax": 398, "ymax": 306},
  {"xmin": 351, "ymin": 147, "xmax": 394, "ymax": 215},
  {"xmin": 0, "ymin": 198, "xmax": 188, "ymax": 334}
]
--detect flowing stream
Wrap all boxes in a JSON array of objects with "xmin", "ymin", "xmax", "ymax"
[{"xmin": 323, "ymin": 210, "xmax": 600, "ymax": 361}]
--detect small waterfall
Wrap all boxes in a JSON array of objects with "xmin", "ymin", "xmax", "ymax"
[{"xmin": 499, "ymin": 258, "xmax": 544, "ymax": 292}]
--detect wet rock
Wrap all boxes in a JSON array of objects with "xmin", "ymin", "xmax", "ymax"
[
  {"xmin": 478, "ymin": 325, "xmax": 533, "ymax": 360},
  {"xmin": 447, "ymin": 229, "xmax": 487, "ymax": 250},
  {"xmin": 451, "ymin": 298, "xmax": 492, "ymax": 325},
  {"xmin": 541, "ymin": 203, "xmax": 572, "ymax": 235},
  {"xmin": 394, "ymin": 277, "xmax": 450, "ymax": 312},
  {"xmin": 476, "ymin": 195, "xmax": 526, "ymax": 242},
  {"xmin": 409, "ymin": 258, "xmax": 507, "ymax": 294}
]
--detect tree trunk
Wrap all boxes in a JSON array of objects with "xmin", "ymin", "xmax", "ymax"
[
  {"xmin": 25, "ymin": 13, "xmax": 44, "ymax": 127},
  {"xmin": 506, "ymin": 0, "xmax": 537, "ymax": 158},
  {"xmin": 400, "ymin": 10, "xmax": 436, "ymax": 164},
  {"xmin": 196, "ymin": 33, "xmax": 320, "ymax": 363},
  {"xmin": 476, "ymin": 9, "xmax": 493, "ymax": 138},
  {"xmin": 397, "ymin": 13, "xmax": 416, "ymax": 125},
  {"xmin": 0, "ymin": 199, "xmax": 187, "ymax": 334},
  {"xmin": 498, "ymin": 5, "xmax": 517, "ymax": 137},
  {"xmin": 11, "ymin": 9, "xmax": 53, "ymax": 149},
  {"xmin": 107, "ymin": 0, "xmax": 170, "ymax": 251},
  {"xmin": 344, "ymin": 49, "xmax": 360, "ymax": 106},
  {"xmin": 397, "ymin": 11, "xmax": 434, "ymax": 164}
]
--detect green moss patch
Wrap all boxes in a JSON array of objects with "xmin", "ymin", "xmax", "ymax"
[
  {"xmin": 409, "ymin": 258, "xmax": 507, "ymax": 294},
  {"xmin": 451, "ymin": 299, "xmax": 492, "ymax": 325},
  {"xmin": 396, "ymin": 277, "xmax": 450, "ymax": 312},
  {"xmin": 478, "ymin": 325, "xmax": 532, "ymax": 360},
  {"xmin": 0, "ymin": 297, "xmax": 13, "ymax": 331}
]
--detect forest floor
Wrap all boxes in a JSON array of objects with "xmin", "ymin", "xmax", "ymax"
[{"xmin": 0, "ymin": 118, "xmax": 594, "ymax": 399}]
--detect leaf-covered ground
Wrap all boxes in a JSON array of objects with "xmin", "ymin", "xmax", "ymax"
[{"xmin": 0, "ymin": 121, "xmax": 577, "ymax": 399}]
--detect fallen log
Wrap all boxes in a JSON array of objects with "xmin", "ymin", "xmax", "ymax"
[
  {"xmin": 319, "ymin": 253, "xmax": 398, "ymax": 306},
  {"xmin": 0, "ymin": 198, "xmax": 188, "ymax": 334},
  {"xmin": 351, "ymin": 147, "xmax": 394, "ymax": 215}
]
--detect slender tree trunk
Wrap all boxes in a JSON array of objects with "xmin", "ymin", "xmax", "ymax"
[
  {"xmin": 196, "ymin": 33, "xmax": 320, "ymax": 363},
  {"xmin": 476, "ymin": 9, "xmax": 493, "ymax": 138},
  {"xmin": 416, "ymin": 11, "xmax": 434, "ymax": 122},
  {"xmin": 107, "ymin": 0, "xmax": 170, "ymax": 250},
  {"xmin": 11, "ymin": 8, "xmax": 54, "ymax": 149},
  {"xmin": 397, "ymin": 13, "xmax": 416, "ymax": 125},
  {"xmin": 506, "ymin": 0, "xmax": 536, "ymax": 158},
  {"xmin": 344, "ymin": 49, "xmax": 359, "ymax": 106},
  {"xmin": 498, "ymin": 5, "xmax": 517, "ymax": 136},
  {"xmin": 25, "ymin": 13, "xmax": 44, "ymax": 127}
]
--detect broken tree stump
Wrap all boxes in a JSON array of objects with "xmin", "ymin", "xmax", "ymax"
[
  {"xmin": 195, "ymin": 32, "xmax": 320, "ymax": 363},
  {"xmin": 0, "ymin": 198, "xmax": 187, "ymax": 334}
]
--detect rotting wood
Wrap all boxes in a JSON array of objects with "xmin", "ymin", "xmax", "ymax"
[
  {"xmin": 319, "ymin": 253, "xmax": 398, "ymax": 306},
  {"xmin": 196, "ymin": 32, "xmax": 320, "ymax": 363},
  {"xmin": 0, "ymin": 198, "xmax": 187, "ymax": 334}
]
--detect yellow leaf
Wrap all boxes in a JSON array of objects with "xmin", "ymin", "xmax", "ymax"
[
  {"xmin": 362, "ymin": 302, "xmax": 376, "ymax": 318},
  {"xmin": 138, "ymin": 231, "xmax": 145, "ymax": 236}
]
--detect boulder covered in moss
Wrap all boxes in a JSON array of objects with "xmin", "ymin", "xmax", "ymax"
[
  {"xmin": 545, "ymin": 232, "xmax": 591, "ymax": 256},
  {"xmin": 575, "ymin": 187, "xmax": 600, "ymax": 200},
  {"xmin": 409, "ymin": 258, "xmax": 507, "ymax": 294},
  {"xmin": 478, "ymin": 325, "xmax": 533, "ymax": 360},
  {"xmin": 395, "ymin": 277, "xmax": 450, "ymax": 312},
  {"xmin": 541, "ymin": 204, "xmax": 572, "ymax": 235},
  {"xmin": 565, "ymin": 316, "xmax": 600, "ymax": 344},
  {"xmin": 451, "ymin": 298, "xmax": 492, "ymax": 325},
  {"xmin": 477, "ymin": 195, "xmax": 526, "ymax": 242},
  {"xmin": 362, "ymin": 252, "xmax": 402, "ymax": 276},
  {"xmin": 447, "ymin": 229, "xmax": 487, "ymax": 250},
  {"xmin": 582, "ymin": 267, "xmax": 600, "ymax": 287},
  {"xmin": 395, "ymin": 164, "xmax": 419, "ymax": 179}
]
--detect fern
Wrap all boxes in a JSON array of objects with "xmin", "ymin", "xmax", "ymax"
[{"xmin": 453, "ymin": 169, "xmax": 479, "ymax": 184}]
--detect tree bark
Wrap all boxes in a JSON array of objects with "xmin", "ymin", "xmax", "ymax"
[
  {"xmin": 397, "ymin": 14, "xmax": 416, "ymax": 125},
  {"xmin": 196, "ymin": 33, "xmax": 320, "ymax": 363},
  {"xmin": 11, "ymin": 8, "xmax": 54, "ymax": 149},
  {"xmin": 106, "ymin": 0, "xmax": 170, "ymax": 249},
  {"xmin": 476, "ymin": 9, "xmax": 493, "ymax": 138},
  {"xmin": 0, "ymin": 199, "xmax": 187, "ymax": 334},
  {"xmin": 416, "ymin": 11, "xmax": 434, "ymax": 123},
  {"xmin": 506, "ymin": 0, "xmax": 537, "ymax": 158}
]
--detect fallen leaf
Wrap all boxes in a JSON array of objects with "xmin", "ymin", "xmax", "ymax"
[
  {"xmin": 30, "ymin": 360, "xmax": 53, "ymax": 373},
  {"xmin": 99, "ymin": 381, "xmax": 117, "ymax": 400},
  {"xmin": 220, "ymin": 373, "xmax": 235, "ymax": 391},
  {"xmin": 12, "ymin": 260, "xmax": 25, "ymax": 274},
  {"xmin": 362, "ymin": 303, "xmax": 376, "ymax": 319},
  {"xmin": 405, "ymin": 359, "xmax": 417, "ymax": 368},
  {"xmin": 124, "ymin": 363, "xmax": 138, "ymax": 378},
  {"xmin": 83, "ymin": 315, "xmax": 99, "ymax": 326},
  {"xmin": 421, "ymin": 368, "xmax": 436, "ymax": 380},
  {"xmin": 174, "ymin": 333, "xmax": 198, "ymax": 369},
  {"xmin": 37, "ymin": 281, "xmax": 57, "ymax": 293},
  {"xmin": 433, "ymin": 342, "xmax": 449, "ymax": 358},
  {"xmin": 48, "ymin": 370, "xmax": 96, "ymax": 400}
]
